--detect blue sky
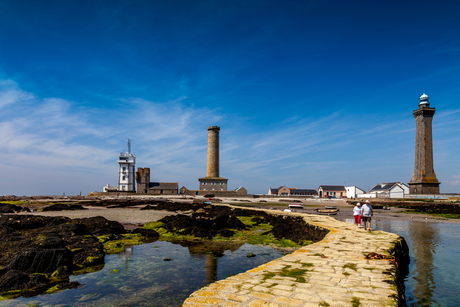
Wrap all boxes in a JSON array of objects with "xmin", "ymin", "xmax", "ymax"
[{"xmin": 1, "ymin": 0, "xmax": 459, "ymax": 196}]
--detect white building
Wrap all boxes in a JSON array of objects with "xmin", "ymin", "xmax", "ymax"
[
  {"xmin": 117, "ymin": 140, "xmax": 136, "ymax": 192},
  {"xmin": 345, "ymin": 186, "xmax": 366, "ymax": 198},
  {"xmin": 368, "ymin": 182, "xmax": 409, "ymax": 199}
]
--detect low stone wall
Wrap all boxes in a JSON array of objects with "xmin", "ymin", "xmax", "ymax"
[{"xmin": 183, "ymin": 209, "xmax": 409, "ymax": 307}]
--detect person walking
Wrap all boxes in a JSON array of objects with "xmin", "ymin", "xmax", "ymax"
[
  {"xmin": 353, "ymin": 202, "xmax": 362, "ymax": 226},
  {"xmin": 361, "ymin": 200, "xmax": 374, "ymax": 230}
]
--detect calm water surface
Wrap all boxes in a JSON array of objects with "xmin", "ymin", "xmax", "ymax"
[
  {"xmin": 3, "ymin": 220, "xmax": 459, "ymax": 306},
  {"xmin": 0, "ymin": 240, "xmax": 286, "ymax": 307},
  {"xmin": 344, "ymin": 218, "xmax": 460, "ymax": 307}
]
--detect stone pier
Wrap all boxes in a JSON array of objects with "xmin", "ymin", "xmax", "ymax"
[{"xmin": 183, "ymin": 211, "xmax": 408, "ymax": 307}]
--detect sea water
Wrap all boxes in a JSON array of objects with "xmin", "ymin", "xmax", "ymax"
[
  {"xmin": 3, "ymin": 221, "xmax": 459, "ymax": 306},
  {"xmin": 344, "ymin": 218, "xmax": 460, "ymax": 307},
  {"xmin": 0, "ymin": 240, "xmax": 286, "ymax": 307}
]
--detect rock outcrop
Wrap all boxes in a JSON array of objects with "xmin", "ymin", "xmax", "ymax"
[{"xmin": 0, "ymin": 215, "xmax": 127, "ymax": 297}]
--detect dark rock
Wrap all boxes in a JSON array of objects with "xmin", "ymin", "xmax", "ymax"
[
  {"xmin": 0, "ymin": 270, "xmax": 30, "ymax": 291},
  {"xmin": 72, "ymin": 216, "xmax": 126, "ymax": 236},
  {"xmin": 131, "ymin": 228, "xmax": 160, "ymax": 238},
  {"xmin": 0, "ymin": 214, "xmax": 108, "ymax": 296},
  {"xmin": 67, "ymin": 236, "xmax": 105, "ymax": 268},
  {"xmin": 0, "ymin": 215, "xmax": 71, "ymax": 230},
  {"xmin": 7, "ymin": 248, "xmax": 73, "ymax": 274},
  {"xmin": 41, "ymin": 203, "xmax": 87, "ymax": 211},
  {"xmin": 0, "ymin": 203, "xmax": 31, "ymax": 213}
]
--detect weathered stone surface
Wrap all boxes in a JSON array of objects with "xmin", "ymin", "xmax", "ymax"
[
  {"xmin": 0, "ymin": 214, "xmax": 127, "ymax": 296},
  {"xmin": 183, "ymin": 209, "xmax": 409, "ymax": 307}
]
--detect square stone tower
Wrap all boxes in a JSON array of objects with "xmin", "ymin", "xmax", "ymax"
[
  {"xmin": 198, "ymin": 126, "xmax": 228, "ymax": 191},
  {"xmin": 408, "ymin": 94, "xmax": 440, "ymax": 194}
]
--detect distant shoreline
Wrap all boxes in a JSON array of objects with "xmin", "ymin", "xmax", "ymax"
[{"xmin": 7, "ymin": 196, "xmax": 460, "ymax": 226}]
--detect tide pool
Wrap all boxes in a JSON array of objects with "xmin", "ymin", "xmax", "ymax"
[{"xmin": 0, "ymin": 240, "xmax": 286, "ymax": 307}]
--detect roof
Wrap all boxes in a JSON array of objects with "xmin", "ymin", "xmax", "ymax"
[
  {"xmin": 198, "ymin": 177, "xmax": 228, "ymax": 181},
  {"xmin": 318, "ymin": 185, "xmax": 346, "ymax": 191},
  {"xmin": 149, "ymin": 182, "xmax": 179, "ymax": 190},
  {"xmin": 369, "ymin": 182, "xmax": 400, "ymax": 192},
  {"xmin": 290, "ymin": 189, "xmax": 318, "ymax": 194},
  {"xmin": 268, "ymin": 187, "xmax": 279, "ymax": 193}
]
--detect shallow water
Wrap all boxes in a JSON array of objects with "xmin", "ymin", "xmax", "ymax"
[
  {"xmin": 3, "ymin": 220, "xmax": 459, "ymax": 306},
  {"xmin": 0, "ymin": 240, "xmax": 286, "ymax": 307},
  {"xmin": 344, "ymin": 218, "xmax": 460, "ymax": 307}
]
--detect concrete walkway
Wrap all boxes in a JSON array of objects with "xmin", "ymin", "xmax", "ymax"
[{"xmin": 183, "ymin": 211, "xmax": 403, "ymax": 307}]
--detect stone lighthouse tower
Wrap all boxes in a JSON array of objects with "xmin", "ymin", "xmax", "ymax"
[
  {"xmin": 198, "ymin": 126, "xmax": 228, "ymax": 191},
  {"xmin": 409, "ymin": 94, "xmax": 440, "ymax": 194}
]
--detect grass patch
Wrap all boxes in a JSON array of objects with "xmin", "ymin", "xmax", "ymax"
[
  {"xmin": 0, "ymin": 201, "xmax": 28, "ymax": 205},
  {"xmin": 401, "ymin": 210, "xmax": 460, "ymax": 219},
  {"xmin": 280, "ymin": 265, "xmax": 309, "ymax": 282},
  {"xmin": 343, "ymin": 263, "xmax": 358, "ymax": 271},
  {"xmin": 319, "ymin": 302, "xmax": 331, "ymax": 307},
  {"xmin": 262, "ymin": 265, "xmax": 310, "ymax": 283},
  {"xmin": 262, "ymin": 272, "xmax": 276, "ymax": 280},
  {"xmin": 351, "ymin": 297, "xmax": 361, "ymax": 307}
]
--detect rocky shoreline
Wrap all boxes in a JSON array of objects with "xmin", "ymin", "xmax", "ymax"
[
  {"xmin": 0, "ymin": 198, "xmax": 327, "ymax": 298},
  {"xmin": 1, "ymin": 196, "xmax": 457, "ymax": 302}
]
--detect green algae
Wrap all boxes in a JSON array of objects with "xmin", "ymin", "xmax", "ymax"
[
  {"xmin": 343, "ymin": 263, "xmax": 358, "ymax": 271},
  {"xmin": 262, "ymin": 265, "xmax": 309, "ymax": 283},
  {"xmin": 143, "ymin": 215, "xmax": 311, "ymax": 249},
  {"xmin": 98, "ymin": 233, "xmax": 149, "ymax": 254},
  {"xmin": 351, "ymin": 297, "xmax": 361, "ymax": 307},
  {"xmin": 73, "ymin": 264, "xmax": 104, "ymax": 275}
]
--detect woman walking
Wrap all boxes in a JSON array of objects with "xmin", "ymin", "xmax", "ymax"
[{"xmin": 353, "ymin": 202, "xmax": 362, "ymax": 226}]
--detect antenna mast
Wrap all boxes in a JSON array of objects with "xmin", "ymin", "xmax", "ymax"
[{"xmin": 127, "ymin": 139, "xmax": 131, "ymax": 154}]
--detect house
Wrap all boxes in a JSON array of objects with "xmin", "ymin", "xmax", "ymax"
[
  {"xmin": 318, "ymin": 185, "xmax": 346, "ymax": 198},
  {"xmin": 345, "ymin": 186, "xmax": 366, "ymax": 198},
  {"xmin": 147, "ymin": 182, "xmax": 179, "ymax": 194},
  {"xmin": 136, "ymin": 167, "xmax": 178, "ymax": 194},
  {"xmin": 180, "ymin": 186, "xmax": 247, "ymax": 197},
  {"xmin": 368, "ymin": 182, "xmax": 409, "ymax": 198},
  {"xmin": 268, "ymin": 186, "xmax": 317, "ymax": 196}
]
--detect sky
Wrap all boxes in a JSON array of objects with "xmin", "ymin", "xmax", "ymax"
[{"xmin": 1, "ymin": 0, "xmax": 460, "ymax": 196}]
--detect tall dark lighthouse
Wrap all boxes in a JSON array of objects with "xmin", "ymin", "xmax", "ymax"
[{"xmin": 409, "ymin": 93, "xmax": 440, "ymax": 194}]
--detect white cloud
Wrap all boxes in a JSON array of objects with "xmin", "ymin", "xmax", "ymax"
[
  {"xmin": 0, "ymin": 80, "xmax": 34, "ymax": 108},
  {"xmin": 1, "ymin": 79, "xmax": 460, "ymax": 195}
]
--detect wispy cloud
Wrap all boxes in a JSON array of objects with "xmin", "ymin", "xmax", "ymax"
[{"xmin": 1, "ymin": 79, "xmax": 460, "ymax": 195}]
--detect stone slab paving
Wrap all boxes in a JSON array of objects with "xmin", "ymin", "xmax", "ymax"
[{"xmin": 183, "ymin": 211, "xmax": 402, "ymax": 307}]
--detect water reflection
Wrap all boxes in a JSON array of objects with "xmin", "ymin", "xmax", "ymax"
[
  {"xmin": 178, "ymin": 240, "xmax": 244, "ymax": 285},
  {"xmin": 344, "ymin": 218, "xmax": 460, "ymax": 307},
  {"xmin": 0, "ymin": 240, "xmax": 284, "ymax": 307},
  {"xmin": 409, "ymin": 221, "xmax": 438, "ymax": 306}
]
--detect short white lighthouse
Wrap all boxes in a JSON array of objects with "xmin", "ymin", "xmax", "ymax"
[{"xmin": 117, "ymin": 139, "xmax": 136, "ymax": 192}]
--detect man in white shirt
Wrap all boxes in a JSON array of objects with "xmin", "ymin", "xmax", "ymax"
[{"xmin": 361, "ymin": 200, "xmax": 373, "ymax": 231}]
